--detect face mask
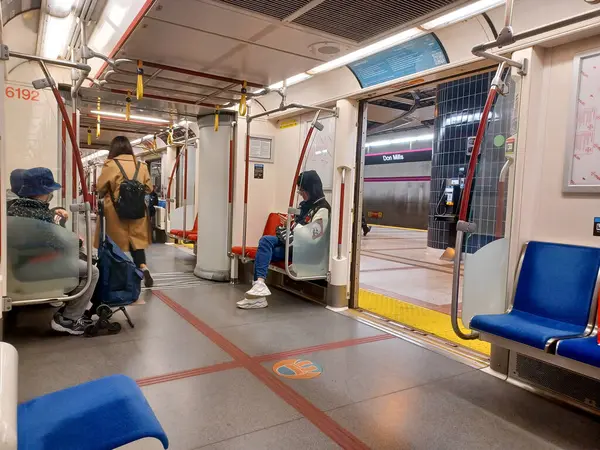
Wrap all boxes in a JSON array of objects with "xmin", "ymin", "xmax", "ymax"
[{"xmin": 46, "ymin": 193, "xmax": 54, "ymax": 203}]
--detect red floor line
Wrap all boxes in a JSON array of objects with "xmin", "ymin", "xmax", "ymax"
[
  {"xmin": 155, "ymin": 290, "xmax": 370, "ymax": 450},
  {"xmin": 137, "ymin": 361, "xmax": 241, "ymax": 387},
  {"xmin": 135, "ymin": 334, "xmax": 394, "ymax": 387},
  {"xmin": 253, "ymin": 333, "xmax": 395, "ymax": 362}
]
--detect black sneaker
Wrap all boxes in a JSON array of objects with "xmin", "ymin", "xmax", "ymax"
[
  {"xmin": 50, "ymin": 313, "xmax": 92, "ymax": 336},
  {"xmin": 143, "ymin": 268, "xmax": 154, "ymax": 288}
]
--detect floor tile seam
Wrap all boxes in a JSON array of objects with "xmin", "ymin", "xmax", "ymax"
[
  {"xmin": 210, "ymin": 298, "xmax": 370, "ymax": 332},
  {"xmin": 133, "ymin": 335, "xmax": 395, "ymax": 388},
  {"xmin": 212, "ymin": 311, "xmax": 324, "ymax": 332},
  {"xmin": 359, "ymin": 266, "xmax": 425, "ymax": 273},
  {"xmin": 323, "ymin": 369, "xmax": 478, "ymax": 415},
  {"xmin": 155, "ymin": 290, "xmax": 371, "ymax": 450},
  {"xmin": 136, "ymin": 361, "xmax": 242, "ymax": 387},
  {"xmin": 189, "ymin": 417, "xmax": 313, "ymax": 450},
  {"xmin": 360, "ymin": 251, "xmax": 455, "ymax": 274},
  {"xmin": 253, "ymin": 334, "xmax": 396, "ymax": 362}
]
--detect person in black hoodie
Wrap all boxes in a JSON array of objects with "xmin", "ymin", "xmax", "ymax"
[
  {"xmin": 6, "ymin": 168, "xmax": 25, "ymax": 209},
  {"xmin": 8, "ymin": 167, "xmax": 99, "ymax": 335},
  {"xmin": 237, "ymin": 170, "xmax": 331, "ymax": 309}
]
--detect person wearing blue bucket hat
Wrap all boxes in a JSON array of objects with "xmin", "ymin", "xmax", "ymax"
[
  {"xmin": 8, "ymin": 167, "xmax": 99, "ymax": 335},
  {"xmin": 9, "ymin": 168, "xmax": 67, "ymax": 223}
]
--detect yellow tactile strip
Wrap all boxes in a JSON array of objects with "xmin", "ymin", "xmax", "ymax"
[{"xmin": 358, "ymin": 289, "xmax": 491, "ymax": 355}]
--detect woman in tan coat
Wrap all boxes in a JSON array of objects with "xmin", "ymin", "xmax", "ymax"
[{"xmin": 94, "ymin": 136, "xmax": 154, "ymax": 286}]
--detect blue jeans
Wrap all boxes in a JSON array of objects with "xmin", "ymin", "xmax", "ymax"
[{"xmin": 254, "ymin": 235, "xmax": 288, "ymax": 280}]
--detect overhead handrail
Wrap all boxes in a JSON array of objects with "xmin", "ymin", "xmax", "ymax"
[
  {"xmin": 472, "ymin": 1, "xmax": 600, "ymax": 71},
  {"xmin": 368, "ymin": 91, "xmax": 421, "ymax": 136},
  {"xmin": 240, "ymin": 100, "xmax": 336, "ymax": 261}
]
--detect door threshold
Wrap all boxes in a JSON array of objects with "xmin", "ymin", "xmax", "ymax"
[{"xmin": 343, "ymin": 308, "xmax": 490, "ymax": 369}]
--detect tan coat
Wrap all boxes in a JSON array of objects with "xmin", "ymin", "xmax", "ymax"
[{"xmin": 94, "ymin": 155, "xmax": 153, "ymax": 251}]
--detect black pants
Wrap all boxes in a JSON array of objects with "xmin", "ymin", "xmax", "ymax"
[
  {"xmin": 361, "ymin": 215, "xmax": 370, "ymax": 234},
  {"xmin": 130, "ymin": 248, "xmax": 146, "ymax": 267}
]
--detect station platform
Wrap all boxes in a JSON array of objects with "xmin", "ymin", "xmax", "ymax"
[
  {"xmin": 6, "ymin": 244, "xmax": 600, "ymax": 449},
  {"xmin": 358, "ymin": 226, "xmax": 491, "ymax": 354}
]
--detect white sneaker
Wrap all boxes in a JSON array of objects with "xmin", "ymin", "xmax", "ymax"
[
  {"xmin": 245, "ymin": 280, "xmax": 271, "ymax": 298},
  {"xmin": 237, "ymin": 297, "xmax": 268, "ymax": 309}
]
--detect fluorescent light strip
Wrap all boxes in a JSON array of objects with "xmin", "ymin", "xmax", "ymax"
[
  {"xmin": 421, "ymin": 0, "xmax": 505, "ymax": 30},
  {"xmin": 46, "ymin": 0, "xmax": 77, "ymax": 17},
  {"xmin": 91, "ymin": 110, "xmax": 170, "ymax": 124},
  {"xmin": 82, "ymin": 150, "xmax": 109, "ymax": 163},
  {"xmin": 308, "ymin": 28, "xmax": 423, "ymax": 75},
  {"xmin": 269, "ymin": 72, "xmax": 313, "ymax": 90},
  {"xmin": 41, "ymin": 13, "xmax": 75, "ymax": 59},
  {"xmin": 366, "ymin": 133, "xmax": 433, "ymax": 148}
]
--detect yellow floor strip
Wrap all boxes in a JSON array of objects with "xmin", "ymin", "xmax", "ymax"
[
  {"xmin": 358, "ymin": 289, "xmax": 490, "ymax": 355},
  {"xmin": 368, "ymin": 224, "xmax": 427, "ymax": 232}
]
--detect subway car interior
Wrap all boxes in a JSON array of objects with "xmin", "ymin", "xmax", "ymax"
[{"xmin": 1, "ymin": 0, "xmax": 600, "ymax": 448}]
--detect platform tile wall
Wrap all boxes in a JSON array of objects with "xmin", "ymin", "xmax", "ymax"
[{"xmin": 427, "ymin": 70, "xmax": 514, "ymax": 253}]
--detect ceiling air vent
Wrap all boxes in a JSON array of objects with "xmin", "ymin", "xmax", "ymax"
[
  {"xmin": 217, "ymin": 0, "xmax": 312, "ymax": 20},
  {"xmin": 292, "ymin": 0, "xmax": 463, "ymax": 43}
]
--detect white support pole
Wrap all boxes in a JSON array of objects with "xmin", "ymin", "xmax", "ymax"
[
  {"xmin": 0, "ymin": 13, "xmax": 6, "ymax": 320},
  {"xmin": 327, "ymin": 99, "xmax": 358, "ymax": 309}
]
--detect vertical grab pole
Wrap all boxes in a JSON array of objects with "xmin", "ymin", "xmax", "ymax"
[
  {"xmin": 61, "ymin": 119, "xmax": 67, "ymax": 207},
  {"xmin": 504, "ymin": 0, "xmax": 515, "ymax": 29},
  {"xmin": 37, "ymin": 60, "xmax": 92, "ymax": 287},
  {"xmin": 183, "ymin": 121, "xmax": 189, "ymax": 240},
  {"xmin": 227, "ymin": 126, "xmax": 235, "ymax": 254},
  {"xmin": 241, "ymin": 104, "xmax": 251, "ymax": 261},
  {"xmin": 337, "ymin": 168, "xmax": 346, "ymax": 259},
  {"xmin": 38, "ymin": 62, "xmax": 89, "ymax": 201},
  {"xmin": 450, "ymin": 68, "xmax": 502, "ymax": 340},
  {"xmin": 288, "ymin": 111, "xmax": 321, "ymax": 207}
]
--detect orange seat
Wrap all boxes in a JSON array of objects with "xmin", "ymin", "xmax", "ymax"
[
  {"xmin": 171, "ymin": 215, "xmax": 198, "ymax": 237},
  {"xmin": 231, "ymin": 212, "xmax": 286, "ymax": 258},
  {"xmin": 270, "ymin": 261, "xmax": 286, "ymax": 269}
]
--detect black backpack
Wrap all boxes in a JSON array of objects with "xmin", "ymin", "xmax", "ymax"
[{"xmin": 110, "ymin": 157, "xmax": 147, "ymax": 220}]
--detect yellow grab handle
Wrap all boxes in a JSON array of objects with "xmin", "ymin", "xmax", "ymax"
[
  {"xmin": 136, "ymin": 60, "xmax": 144, "ymax": 100},
  {"xmin": 239, "ymin": 80, "xmax": 247, "ymax": 117},
  {"xmin": 214, "ymin": 106, "xmax": 220, "ymax": 131}
]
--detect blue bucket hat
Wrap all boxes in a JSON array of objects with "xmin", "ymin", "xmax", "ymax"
[
  {"xmin": 9, "ymin": 169, "xmax": 25, "ymax": 195},
  {"xmin": 18, "ymin": 167, "xmax": 61, "ymax": 197}
]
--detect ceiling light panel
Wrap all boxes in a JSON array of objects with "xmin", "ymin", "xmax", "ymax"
[
  {"xmin": 308, "ymin": 28, "xmax": 423, "ymax": 75},
  {"xmin": 421, "ymin": 0, "xmax": 505, "ymax": 30}
]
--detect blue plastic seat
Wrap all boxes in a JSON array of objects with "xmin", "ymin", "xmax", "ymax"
[
  {"xmin": 556, "ymin": 336, "xmax": 600, "ymax": 368},
  {"xmin": 470, "ymin": 241, "xmax": 600, "ymax": 351},
  {"xmin": 18, "ymin": 375, "xmax": 169, "ymax": 450}
]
